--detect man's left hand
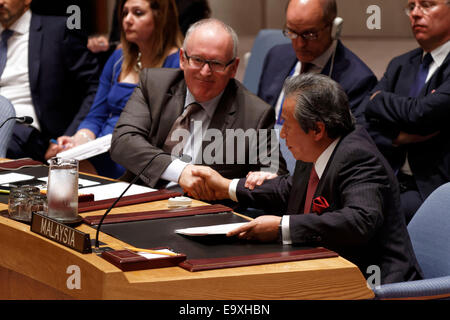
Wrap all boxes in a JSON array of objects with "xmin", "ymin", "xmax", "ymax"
[{"xmin": 227, "ymin": 215, "xmax": 281, "ymax": 242}]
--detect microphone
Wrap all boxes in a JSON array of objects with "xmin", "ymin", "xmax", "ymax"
[
  {"xmin": 0, "ymin": 116, "xmax": 34, "ymax": 129},
  {"xmin": 16, "ymin": 116, "xmax": 34, "ymax": 125},
  {"xmin": 94, "ymin": 152, "xmax": 172, "ymax": 250}
]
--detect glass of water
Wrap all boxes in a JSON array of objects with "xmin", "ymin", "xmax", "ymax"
[{"xmin": 47, "ymin": 157, "xmax": 79, "ymax": 224}]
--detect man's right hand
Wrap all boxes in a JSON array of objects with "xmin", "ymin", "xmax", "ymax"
[
  {"xmin": 179, "ymin": 165, "xmax": 215, "ymax": 200},
  {"xmin": 190, "ymin": 166, "xmax": 232, "ymax": 201}
]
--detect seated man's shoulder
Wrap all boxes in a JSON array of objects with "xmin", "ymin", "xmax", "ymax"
[
  {"xmin": 266, "ymin": 43, "xmax": 295, "ymax": 61},
  {"xmin": 386, "ymin": 47, "xmax": 423, "ymax": 69},
  {"xmin": 140, "ymin": 68, "xmax": 184, "ymax": 86}
]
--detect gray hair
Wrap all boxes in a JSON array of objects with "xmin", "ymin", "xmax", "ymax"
[
  {"xmin": 283, "ymin": 73, "xmax": 355, "ymax": 139},
  {"xmin": 183, "ymin": 18, "xmax": 239, "ymax": 59}
]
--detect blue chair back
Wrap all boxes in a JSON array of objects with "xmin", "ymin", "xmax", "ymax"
[
  {"xmin": 243, "ymin": 29, "xmax": 291, "ymax": 95},
  {"xmin": 407, "ymin": 182, "xmax": 450, "ymax": 278},
  {"xmin": 0, "ymin": 95, "xmax": 15, "ymax": 158}
]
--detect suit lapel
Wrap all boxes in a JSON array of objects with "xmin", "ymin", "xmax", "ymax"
[
  {"xmin": 421, "ymin": 51, "xmax": 450, "ymax": 96},
  {"xmin": 28, "ymin": 13, "xmax": 42, "ymax": 96},
  {"xmin": 208, "ymin": 80, "xmax": 237, "ymax": 131},
  {"xmin": 157, "ymin": 78, "xmax": 186, "ymax": 146}
]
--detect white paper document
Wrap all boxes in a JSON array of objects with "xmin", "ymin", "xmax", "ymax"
[
  {"xmin": 56, "ymin": 134, "xmax": 112, "ymax": 161},
  {"xmin": 175, "ymin": 222, "xmax": 248, "ymax": 236},
  {"xmin": 0, "ymin": 173, "xmax": 35, "ymax": 185},
  {"xmin": 79, "ymin": 182, "xmax": 157, "ymax": 201}
]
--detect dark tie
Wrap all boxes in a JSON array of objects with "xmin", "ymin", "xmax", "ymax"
[
  {"xmin": 163, "ymin": 102, "xmax": 203, "ymax": 157},
  {"xmin": 0, "ymin": 29, "xmax": 14, "ymax": 79},
  {"xmin": 300, "ymin": 62, "xmax": 313, "ymax": 74},
  {"xmin": 409, "ymin": 53, "xmax": 433, "ymax": 97},
  {"xmin": 303, "ymin": 166, "xmax": 319, "ymax": 214}
]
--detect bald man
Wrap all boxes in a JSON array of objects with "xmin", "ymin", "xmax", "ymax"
[
  {"xmin": 111, "ymin": 19, "xmax": 287, "ymax": 197},
  {"xmin": 258, "ymin": 0, "xmax": 377, "ymax": 124}
]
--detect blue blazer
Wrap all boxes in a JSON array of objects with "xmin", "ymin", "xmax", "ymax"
[
  {"xmin": 13, "ymin": 13, "xmax": 99, "ymax": 147},
  {"xmin": 364, "ymin": 48, "xmax": 450, "ymax": 200},
  {"xmin": 258, "ymin": 41, "xmax": 377, "ymax": 123}
]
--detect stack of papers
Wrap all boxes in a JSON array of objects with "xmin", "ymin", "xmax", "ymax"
[
  {"xmin": 79, "ymin": 182, "xmax": 157, "ymax": 201},
  {"xmin": 56, "ymin": 134, "xmax": 112, "ymax": 161}
]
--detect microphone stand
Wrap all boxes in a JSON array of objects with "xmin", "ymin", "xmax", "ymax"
[{"xmin": 93, "ymin": 152, "xmax": 171, "ymax": 251}]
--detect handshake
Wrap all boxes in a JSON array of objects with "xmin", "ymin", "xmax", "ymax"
[
  {"xmin": 178, "ymin": 164, "xmax": 278, "ymax": 201},
  {"xmin": 178, "ymin": 164, "xmax": 281, "ymax": 243}
]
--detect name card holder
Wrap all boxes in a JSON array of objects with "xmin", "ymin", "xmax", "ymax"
[{"xmin": 30, "ymin": 213, "xmax": 92, "ymax": 254}]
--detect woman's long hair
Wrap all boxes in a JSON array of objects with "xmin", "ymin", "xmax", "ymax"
[{"xmin": 119, "ymin": 0, "xmax": 183, "ymax": 75}]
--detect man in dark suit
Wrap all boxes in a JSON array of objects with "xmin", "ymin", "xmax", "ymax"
[
  {"xmin": 363, "ymin": 0, "xmax": 450, "ymax": 223},
  {"xmin": 0, "ymin": 0, "xmax": 99, "ymax": 163},
  {"xmin": 258, "ymin": 0, "xmax": 377, "ymax": 124},
  {"xmin": 191, "ymin": 74, "xmax": 422, "ymax": 284},
  {"xmin": 111, "ymin": 19, "xmax": 286, "ymax": 197}
]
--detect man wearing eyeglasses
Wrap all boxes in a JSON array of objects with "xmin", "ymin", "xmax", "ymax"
[
  {"xmin": 363, "ymin": 0, "xmax": 450, "ymax": 223},
  {"xmin": 258, "ymin": 0, "xmax": 377, "ymax": 125},
  {"xmin": 111, "ymin": 18, "xmax": 287, "ymax": 197}
]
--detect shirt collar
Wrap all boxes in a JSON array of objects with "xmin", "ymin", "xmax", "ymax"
[
  {"xmin": 427, "ymin": 39, "xmax": 450, "ymax": 68},
  {"xmin": 185, "ymin": 88, "xmax": 223, "ymax": 119},
  {"xmin": 314, "ymin": 137, "xmax": 340, "ymax": 179},
  {"xmin": 1, "ymin": 9, "xmax": 31, "ymax": 35},
  {"xmin": 310, "ymin": 40, "xmax": 338, "ymax": 70}
]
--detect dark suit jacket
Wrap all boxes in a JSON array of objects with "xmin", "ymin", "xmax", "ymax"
[
  {"xmin": 364, "ymin": 48, "xmax": 450, "ymax": 200},
  {"xmin": 9, "ymin": 13, "xmax": 99, "ymax": 158},
  {"xmin": 111, "ymin": 68, "xmax": 287, "ymax": 188},
  {"xmin": 236, "ymin": 126, "xmax": 422, "ymax": 284},
  {"xmin": 258, "ymin": 41, "xmax": 377, "ymax": 123}
]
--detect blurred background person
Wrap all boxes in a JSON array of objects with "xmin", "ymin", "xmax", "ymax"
[
  {"xmin": 53, "ymin": 0, "xmax": 183, "ymax": 178},
  {"xmin": 2, "ymin": 0, "xmax": 99, "ymax": 163}
]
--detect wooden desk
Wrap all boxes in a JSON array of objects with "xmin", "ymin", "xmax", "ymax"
[{"xmin": 0, "ymin": 197, "xmax": 374, "ymax": 300}]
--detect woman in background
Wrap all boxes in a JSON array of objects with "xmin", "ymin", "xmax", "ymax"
[{"xmin": 53, "ymin": 0, "xmax": 183, "ymax": 178}]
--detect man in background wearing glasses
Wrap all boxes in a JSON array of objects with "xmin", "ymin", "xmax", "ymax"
[
  {"xmin": 111, "ymin": 19, "xmax": 287, "ymax": 197},
  {"xmin": 258, "ymin": 0, "xmax": 377, "ymax": 125},
  {"xmin": 363, "ymin": 0, "xmax": 450, "ymax": 224}
]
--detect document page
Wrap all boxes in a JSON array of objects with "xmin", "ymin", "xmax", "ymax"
[
  {"xmin": 175, "ymin": 222, "xmax": 248, "ymax": 236},
  {"xmin": 79, "ymin": 182, "xmax": 157, "ymax": 201},
  {"xmin": 56, "ymin": 134, "xmax": 112, "ymax": 161},
  {"xmin": 0, "ymin": 173, "xmax": 35, "ymax": 185}
]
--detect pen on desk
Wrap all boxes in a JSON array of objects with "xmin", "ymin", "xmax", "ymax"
[
  {"xmin": 49, "ymin": 139, "xmax": 66, "ymax": 149},
  {"xmin": 124, "ymin": 247, "xmax": 178, "ymax": 256}
]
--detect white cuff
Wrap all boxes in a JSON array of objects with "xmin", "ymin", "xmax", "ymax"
[
  {"xmin": 228, "ymin": 178, "xmax": 240, "ymax": 202},
  {"xmin": 160, "ymin": 158, "xmax": 190, "ymax": 183},
  {"xmin": 281, "ymin": 215, "xmax": 292, "ymax": 245}
]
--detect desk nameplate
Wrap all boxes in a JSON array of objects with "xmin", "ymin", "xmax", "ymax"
[{"xmin": 30, "ymin": 213, "xmax": 92, "ymax": 254}]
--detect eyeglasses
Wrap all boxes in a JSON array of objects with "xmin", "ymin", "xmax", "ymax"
[
  {"xmin": 183, "ymin": 52, "xmax": 236, "ymax": 73},
  {"xmin": 404, "ymin": 0, "xmax": 449, "ymax": 16},
  {"xmin": 282, "ymin": 24, "xmax": 330, "ymax": 41}
]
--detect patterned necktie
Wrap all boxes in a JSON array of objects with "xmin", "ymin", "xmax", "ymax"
[
  {"xmin": 304, "ymin": 166, "xmax": 319, "ymax": 214},
  {"xmin": 409, "ymin": 53, "xmax": 433, "ymax": 97},
  {"xmin": 163, "ymin": 102, "xmax": 203, "ymax": 157},
  {"xmin": 0, "ymin": 29, "xmax": 14, "ymax": 79}
]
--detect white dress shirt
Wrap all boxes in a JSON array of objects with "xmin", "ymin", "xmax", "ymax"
[{"xmin": 0, "ymin": 10, "xmax": 40, "ymax": 131}]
